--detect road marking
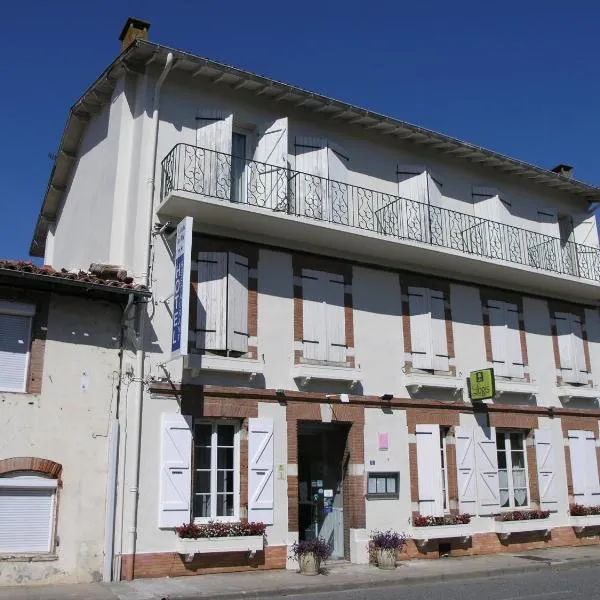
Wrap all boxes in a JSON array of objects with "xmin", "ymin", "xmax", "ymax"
[{"xmin": 499, "ymin": 591, "xmax": 572, "ymax": 600}]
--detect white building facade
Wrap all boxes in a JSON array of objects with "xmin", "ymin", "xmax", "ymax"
[{"xmin": 26, "ymin": 19, "xmax": 600, "ymax": 580}]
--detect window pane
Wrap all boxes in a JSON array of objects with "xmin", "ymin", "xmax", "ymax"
[
  {"xmin": 194, "ymin": 446, "xmax": 211, "ymax": 470},
  {"xmin": 376, "ymin": 477, "xmax": 386, "ymax": 494},
  {"xmin": 499, "ymin": 469, "xmax": 508, "ymax": 490},
  {"xmin": 500, "ymin": 489, "xmax": 510, "ymax": 508},
  {"xmin": 496, "ymin": 433, "xmax": 506, "ymax": 450},
  {"xmin": 514, "ymin": 488, "xmax": 528, "ymax": 506},
  {"xmin": 217, "ymin": 425, "xmax": 235, "ymax": 447},
  {"xmin": 368, "ymin": 476, "xmax": 376, "ymax": 494},
  {"xmin": 511, "ymin": 451, "xmax": 525, "ymax": 469},
  {"xmin": 195, "ymin": 471, "xmax": 211, "ymax": 494},
  {"xmin": 512, "ymin": 468, "xmax": 527, "ymax": 489},
  {"xmin": 497, "ymin": 451, "xmax": 507, "ymax": 469},
  {"xmin": 386, "ymin": 476, "xmax": 396, "ymax": 494},
  {"xmin": 510, "ymin": 433, "xmax": 524, "ymax": 450},
  {"xmin": 218, "ymin": 448, "xmax": 234, "ymax": 469},
  {"xmin": 195, "ymin": 424, "xmax": 212, "ymax": 447},
  {"xmin": 217, "ymin": 493, "xmax": 234, "ymax": 516},
  {"xmin": 217, "ymin": 470, "xmax": 234, "ymax": 493},
  {"xmin": 194, "ymin": 494, "xmax": 211, "ymax": 518}
]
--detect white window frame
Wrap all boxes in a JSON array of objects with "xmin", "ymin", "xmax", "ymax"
[
  {"xmin": 0, "ymin": 474, "xmax": 58, "ymax": 554},
  {"xmin": 440, "ymin": 428, "xmax": 450, "ymax": 512},
  {"xmin": 496, "ymin": 431, "xmax": 530, "ymax": 510},
  {"xmin": 0, "ymin": 301, "xmax": 35, "ymax": 393},
  {"xmin": 192, "ymin": 419, "xmax": 240, "ymax": 523}
]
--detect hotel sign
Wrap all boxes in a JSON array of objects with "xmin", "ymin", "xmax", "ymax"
[
  {"xmin": 171, "ymin": 216, "xmax": 193, "ymax": 358},
  {"xmin": 468, "ymin": 368, "xmax": 495, "ymax": 401}
]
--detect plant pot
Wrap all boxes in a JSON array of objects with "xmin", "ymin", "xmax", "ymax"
[
  {"xmin": 375, "ymin": 547, "xmax": 397, "ymax": 570},
  {"xmin": 298, "ymin": 552, "xmax": 321, "ymax": 575}
]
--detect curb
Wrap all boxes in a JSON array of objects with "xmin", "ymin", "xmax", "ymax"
[{"xmin": 165, "ymin": 556, "xmax": 600, "ymax": 600}]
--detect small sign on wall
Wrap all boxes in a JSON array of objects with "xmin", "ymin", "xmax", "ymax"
[
  {"xmin": 468, "ymin": 368, "xmax": 495, "ymax": 401},
  {"xmin": 171, "ymin": 216, "xmax": 193, "ymax": 359},
  {"xmin": 378, "ymin": 432, "xmax": 389, "ymax": 451}
]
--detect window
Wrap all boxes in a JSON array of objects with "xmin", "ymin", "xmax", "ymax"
[
  {"xmin": 497, "ymin": 432, "xmax": 529, "ymax": 509},
  {"xmin": 301, "ymin": 269, "xmax": 346, "ymax": 363},
  {"xmin": 408, "ymin": 287, "xmax": 448, "ymax": 372},
  {"xmin": 487, "ymin": 300, "xmax": 524, "ymax": 378},
  {"xmin": 0, "ymin": 301, "xmax": 34, "ymax": 393},
  {"xmin": 231, "ymin": 131, "xmax": 247, "ymax": 204},
  {"xmin": 555, "ymin": 312, "xmax": 588, "ymax": 384},
  {"xmin": 193, "ymin": 420, "xmax": 240, "ymax": 521},
  {"xmin": 440, "ymin": 428, "xmax": 450, "ymax": 512},
  {"xmin": 196, "ymin": 251, "xmax": 249, "ymax": 353},
  {"xmin": 0, "ymin": 474, "xmax": 57, "ymax": 554},
  {"xmin": 367, "ymin": 472, "xmax": 399, "ymax": 499}
]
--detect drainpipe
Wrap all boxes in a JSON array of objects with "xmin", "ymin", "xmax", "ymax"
[{"xmin": 125, "ymin": 51, "xmax": 174, "ymax": 580}]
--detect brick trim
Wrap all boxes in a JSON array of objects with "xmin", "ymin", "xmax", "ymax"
[{"xmin": 0, "ymin": 457, "xmax": 62, "ymax": 479}]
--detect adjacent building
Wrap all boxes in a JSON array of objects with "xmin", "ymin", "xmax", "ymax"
[{"xmin": 19, "ymin": 17, "xmax": 600, "ymax": 581}]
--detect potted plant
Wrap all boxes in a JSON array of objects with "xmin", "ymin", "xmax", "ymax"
[
  {"xmin": 290, "ymin": 538, "xmax": 332, "ymax": 575},
  {"xmin": 494, "ymin": 509, "xmax": 550, "ymax": 539},
  {"xmin": 370, "ymin": 530, "xmax": 406, "ymax": 569}
]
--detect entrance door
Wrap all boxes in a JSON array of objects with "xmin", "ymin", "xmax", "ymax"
[{"xmin": 298, "ymin": 422, "xmax": 348, "ymax": 559}]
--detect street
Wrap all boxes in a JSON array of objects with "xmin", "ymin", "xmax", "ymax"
[{"xmin": 282, "ymin": 565, "xmax": 600, "ymax": 600}]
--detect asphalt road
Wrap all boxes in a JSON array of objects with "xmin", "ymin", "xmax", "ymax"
[{"xmin": 282, "ymin": 564, "xmax": 600, "ymax": 599}]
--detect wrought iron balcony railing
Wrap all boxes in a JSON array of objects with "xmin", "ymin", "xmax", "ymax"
[{"xmin": 161, "ymin": 143, "xmax": 600, "ymax": 283}]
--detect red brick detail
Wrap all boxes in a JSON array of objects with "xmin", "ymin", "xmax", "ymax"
[
  {"xmin": 446, "ymin": 436, "xmax": 458, "ymax": 505},
  {"xmin": 0, "ymin": 457, "xmax": 62, "ymax": 479},
  {"xmin": 409, "ymin": 443, "xmax": 419, "ymax": 505},
  {"xmin": 121, "ymin": 545, "xmax": 287, "ymax": 580},
  {"xmin": 488, "ymin": 412, "xmax": 538, "ymax": 430},
  {"xmin": 526, "ymin": 437, "xmax": 540, "ymax": 506},
  {"xmin": 406, "ymin": 408, "xmax": 460, "ymax": 434}
]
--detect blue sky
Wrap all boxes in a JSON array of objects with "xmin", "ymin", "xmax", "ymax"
[{"xmin": 0, "ymin": 0, "xmax": 598, "ymax": 261}]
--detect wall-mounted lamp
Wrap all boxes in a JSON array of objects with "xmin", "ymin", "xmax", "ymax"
[
  {"xmin": 380, "ymin": 393, "xmax": 393, "ymax": 401},
  {"xmin": 275, "ymin": 389, "xmax": 285, "ymax": 397}
]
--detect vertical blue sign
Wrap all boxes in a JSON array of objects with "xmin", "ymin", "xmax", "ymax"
[{"xmin": 171, "ymin": 216, "xmax": 193, "ymax": 358}]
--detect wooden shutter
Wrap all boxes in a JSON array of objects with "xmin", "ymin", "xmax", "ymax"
[
  {"xmin": 325, "ymin": 274, "xmax": 346, "ymax": 363},
  {"xmin": 0, "ymin": 478, "xmax": 56, "ymax": 553},
  {"xmin": 488, "ymin": 300, "xmax": 508, "ymax": 377},
  {"xmin": 254, "ymin": 117, "xmax": 288, "ymax": 210},
  {"xmin": 534, "ymin": 429, "xmax": 558, "ymax": 507},
  {"xmin": 397, "ymin": 165, "xmax": 428, "ymax": 242},
  {"xmin": 248, "ymin": 418, "xmax": 274, "ymax": 524},
  {"xmin": 327, "ymin": 144, "xmax": 349, "ymax": 225},
  {"xmin": 569, "ymin": 430, "xmax": 590, "ymax": 505},
  {"xmin": 427, "ymin": 172, "xmax": 444, "ymax": 207},
  {"xmin": 455, "ymin": 427, "xmax": 477, "ymax": 514},
  {"xmin": 227, "ymin": 253, "xmax": 249, "ymax": 353},
  {"xmin": 570, "ymin": 315, "xmax": 588, "ymax": 384},
  {"xmin": 408, "ymin": 287, "xmax": 432, "ymax": 370},
  {"xmin": 397, "ymin": 165, "xmax": 427, "ymax": 203},
  {"xmin": 473, "ymin": 188, "xmax": 504, "ymax": 221},
  {"xmin": 416, "ymin": 424, "xmax": 444, "ymax": 516},
  {"xmin": 430, "ymin": 290, "xmax": 448, "ymax": 371},
  {"xmin": 295, "ymin": 137, "xmax": 328, "ymax": 219},
  {"xmin": 197, "ymin": 252, "xmax": 227, "ymax": 350},
  {"xmin": 585, "ymin": 432, "xmax": 600, "ymax": 505},
  {"xmin": 0, "ymin": 313, "xmax": 32, "ymax": 392},
  {"xmin": 475, "ymin": 426, "xmax": 500, "ymax": 515},
  {"xmin": 538, "ymin": 208, "xmax": 560, "ymax": 238},
  {"xmin": 556, "ymin": 312, "xmax": 577, "ymax": 383},
  {"xmin": 159, "ymin": 413, "xmax": 192, "ymax": 528},
  {"xmin": 196, "ymin": 109, "xmax": 233, "ymax": 153},
  {"xmin": 505, "ymin": 304, "xmax": 524, "ymax": 378},
  {"xmin": 302, "ymin": 269, "xmax": 326, "ymax": 360}
]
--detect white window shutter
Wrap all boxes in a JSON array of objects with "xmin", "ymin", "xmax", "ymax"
[
  {"xmin": 430, "ymin": 290, "xmax": 448, "ymax": 371},
  {"xmin": 585, "ymin": 432, "xmax": 600, "ymax": 505},
  {"xmin": 475, "ymin": 426, "xmax": 500, "ymax": 515},
  {"xmin": 295, "ymin": 137, "xmax": 328, "ymax": 219},
  {"xmin": 416, "ymin": 424, "xmax": 444, "ymax": 516},
  {"xmin": 325, "ymin": 274, "xmax": 346, "ymax": 363},
  {"xmin": 248, "ymin": 418, "xmax": 274, "ymax": 524},
  {"xmin": 570, "ymin": 316, "xmax": 588, "ymax": 384},
  {"xmin": 556, "ymin": 312, "xmax": 576, "ymax": 383},
  {"xmin": 408, "ymin": 287, "xmax": 432, "ymax": 370},
  {"xmin": 227, "ymin": 253, "xmax": 249, "ymax": 353},
  {"xmin": 327, "ymin": 144, "xmax": 349, "ymax": 225},
  {"xmin": 253, "ymin": 117, "xmax": 288, "ymax": 210},
  {"xmin": 159, "ymin": 413, "xmax": 192, "ymax": 528},
  {"xmin": 455, "ymin": 427, "xmax": 477, "ymax": 514},
  {"xmin": 197, "ymin": 252, "xmax": 228, "ymax": 350},
  {"xmin": 397, "ymin": 165, "xmax": 427, "ymax": 203},
  {"xmin": 397, "ymin": 165, "xmax": 429, "ymax": 242},
  {"xmin": 427, "ymin": 172, "xmax": 444, "ymax": 207},
  {"xmin": 472, "ymin": 188, "xmax": 504, "ymax": 221},
  {"xmin": 488, "ymin": 301, "xmax": 507, "ymax": 377},
  {"xmin": 505, "ymin": 304, "xmax": 524, "ymax": 378},
  {"xmin": 569, "ymin": 430, "xmax": 588, "ymax": 505},
  {"xmin": 196, "ymin": 109, "xmax": 233, "ymax": 154},
  {"xmin": 534, "ymin": 429, "xmax": 558, "ymax": 508},
  {"xmin": 0, "ymin": 313, "xmax": 31, "ymax": 392},
  {"xmin": 302, "ymin": 270, "xmax": 326, "ymax": 361}
]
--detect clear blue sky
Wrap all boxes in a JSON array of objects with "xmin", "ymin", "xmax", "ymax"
[{"xmin": 0, "ymin": 0, "xmax": 598, "ymax": 262}]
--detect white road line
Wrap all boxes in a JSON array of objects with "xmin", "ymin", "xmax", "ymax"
[{"xmin": 499, "ymin": 591, "xmax": 572, "ymax": 600}]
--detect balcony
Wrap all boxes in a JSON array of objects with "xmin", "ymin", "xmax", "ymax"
[{"xmin": 159, "ymin": 144, "xmax": 600, "ymax": 299}]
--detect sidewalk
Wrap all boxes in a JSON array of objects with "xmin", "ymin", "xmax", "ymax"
[{"xmin": 3, "ymin": 544, "xmax": 600, "ymax": 600}]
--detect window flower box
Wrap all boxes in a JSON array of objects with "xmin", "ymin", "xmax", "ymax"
[
  {"xmin": 176, "ymin": 535, "xmax": 264, "ymax": 561},
  {"xmin": 411, "ymin": 514, "xmax": 472, "ymax": 549},
  {"xmin": 494, "ymin": 511, "xmax": 550, "ymax": 540},
  {"xmin": 569, "ymin": 504, "xmax": 600, "ymax": 532}
]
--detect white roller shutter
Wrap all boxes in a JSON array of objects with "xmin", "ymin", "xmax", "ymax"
[
  {"xmin": 455, "ymin": 427, "xmax": 477, "ymax": 514},
  {"xmin": 158, "ymin": 413, "xmax": 193, "ymax": 528},
  {"xmin": 248, "ymin": 418, "xmax": 274, "ymax": 524},
  {"xmin": 408, "ymin": 287, "xmax": 432, "ymax": 370},
  {"xmin": 534, "ymin": 428, "xmax": 559, "ymax": 508},
  {"xmin": 0, "ymin": 313, "xmax": 32, "ymax": 392},
  {"xmin": 302, "ymin": 269, "xmax": 326, "ymax": 361},
  {"xmin": 196, "ymin": 252, "xmax": 227, "ymax": 350},
  {"xmin": 416, "ymin": 424, "xmax": 444, "ymax": 516},
  {"xmin": 475, "ymin": 426, "xmax": 500, "ymax": 515},
  {"xmin": 227, "ymin": 253, "xmax": 249, "ymax": 353},
  {"xmin": 0, "ymin": 477, "xmax": 56, "ymax": 553},
  {"xmin": 253, "ymin": 117, "xmax": 288, "ymax": 210}
]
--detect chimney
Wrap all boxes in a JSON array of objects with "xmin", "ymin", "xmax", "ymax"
[
  {"xmin": 118, "ymin": 17, "xmax": 151, "ymax": 52},
  {"xmin": 551, "ymin": 164, "xmax": 574, "ymax": 178}
]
